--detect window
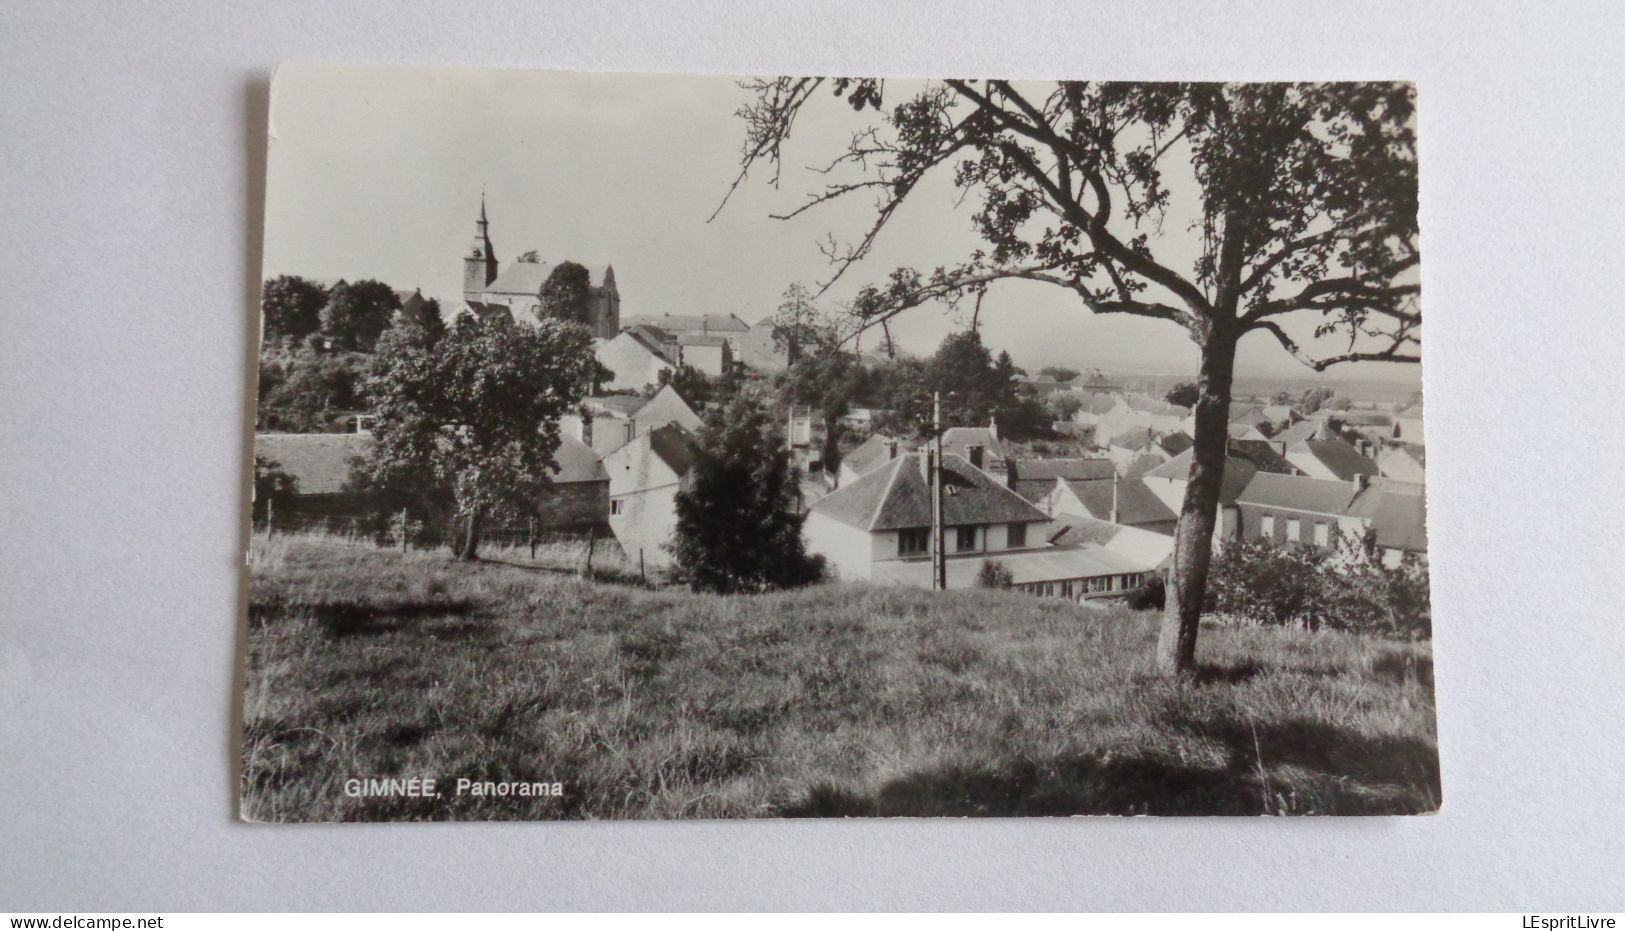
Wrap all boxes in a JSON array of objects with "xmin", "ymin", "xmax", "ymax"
[
  {"xmin": 1314, "ymin": 522, "xmax": 1330, "ymax": 547},
  {"xmin": 956, "ymin": 526, "xmax": 978, "ymax": 552},
  {"xmin": 1007, "ymin": 522, "xmax": 1027, "ymax": 548},
  {"xmin": 1286, "ymin": 517, "xmax": 1301, "ymax": 541},
  {"xmin": 610, "ymin": 499, "xmax": 623, "ymax": 516},
  {"xmin": 898, "ymin": 528, "xmax": 929, "ymax": 557},
  {"xmin": 1260, "ymin": 514, "xmax": 1275, "ymax": 539}
]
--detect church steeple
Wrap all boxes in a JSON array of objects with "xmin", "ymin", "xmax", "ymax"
[{"xmin": 463, "ymin": 194, "xmax": 499, "ymax": 299}]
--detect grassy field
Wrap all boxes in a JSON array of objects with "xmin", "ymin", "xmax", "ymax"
[{"xmin": 242, "ymin": 533, "xmax": 1440, "ymax": 821}]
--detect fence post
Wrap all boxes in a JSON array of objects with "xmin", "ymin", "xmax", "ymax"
[
  {"xmin": 582, "ymin": 528, "xmax": 595, "ymax": 579},
  {"xmin": 528, "ymin": 518, "xmax": 537, "ymax": 560},
  {"xmin": 400, "ymin": 508, "xmax": 409, "ymax": 553}
]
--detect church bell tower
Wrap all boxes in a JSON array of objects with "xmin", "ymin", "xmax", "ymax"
[{"xmin": 463, "ymin": 196, "xmax": 499, "ymax": 300}]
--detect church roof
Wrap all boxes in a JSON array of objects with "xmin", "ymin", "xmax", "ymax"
[{"xmin": 485, "ymin": 262, "xmax": 613, "ymax": 297}]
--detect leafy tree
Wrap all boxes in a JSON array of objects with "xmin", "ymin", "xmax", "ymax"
[
  {"xmin": 1038, "ymin": 365, "xmax": 1080, "ymax": 383},
  {"xmin": 261, "ymin": 275, "xmax": 329, "ymax": 342},
  {"xmin": 1325, "ymin": 394, "xmax": 1354, "ymax": 411},
  {"xmin": 770, "ymin": 282, "xmax": 834, "ymax": 365},
  {"xmin": 1165, "ymin": 382, "xmax": 1200, "ymax": 409},
  {"xmin": 397, "ymin": 296, "xmax": 446, "ymax": 346},
  {"xmin": 1206, "ymin": 531, "xmax": 1429, "ymax": 637},
  {"xmin": 252, "ymin": 456, "xmax": 299, "ymax": 523},
  {"xmin": 319, "ymin": 279, "xmax": 402, "ymax": 351},
  {"xmin": 538, "ymin": 260, "xmax": 593, "ymax": 327},
  {"xmin": 652, "ymin": 364, "xmax": 716, "ymax": 409},
  {"xmin": 257, "ymin": 347, "xmax": 366, "ymax": 431},
  {"xmin": 671, "ymin": 395, "xmax": 824, "ymax": 593},
  {"xmin": 1044, "ymin": 389, "xmax": 1084, "ymax": 421},
  {"xmin": 1298, "ymin": 385, "xmax": 1336, "ymax": 414},
  {"xmin": 361, "ymin": 315, "xmax": 598, "ymax": 560},
  {"xmin": 780, "ymin": 348, "xmax": 867, "ymax": 473},
  {"xmin": 719, "ymin": 80, "xmax": 1420, "ymax": 673}
]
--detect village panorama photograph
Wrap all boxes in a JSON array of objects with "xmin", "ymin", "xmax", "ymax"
[{"xmin": 245, "ymin": 64, "xmax": 1432, "ymax": 821}]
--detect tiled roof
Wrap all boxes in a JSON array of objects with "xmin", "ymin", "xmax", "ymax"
[
  {"xmin": 676, "ymin": 333, "xmax": 730, "ymax": 347},
  {"xmin": 1292, "ymin": 439, "xmax": 1379, "ymax": 481},
  {"xmin": 621, "ymin": 313, "xmax": 749, "ymax": 334},
  {"xmin": 1144, "ymin": 449, "xmax": 1259, "ymax": 506},
  {"xmin": 254, "ymin": 433, "xmax": 371, "ymax": 496},
  {"xmin": 1352, "ymin": 486, "xmax": 1429, "ymax": 552},
  {"xmin": 1047, "ymin": 514, "xmax": 1175, "ymax": 568},
  {"xmin": 1077, "ymin": 395, "xmax": 1120, "ymax": 415},
  {"xmin": 1270, "ymin": 417, "xmax": 1324, "ymax": 447},
  {"xmin": 1235, "ymin": 471, "xmax": 1362, "ymax": 515},
  {"xmin": 1060, "ymin": 477, "xmax": 1178, "ymax": 527},
  {"xmin": 645, "ymin": 424, "xmax": 695, "ymax": 477},
  {"xmin": 1122, "ymin": 451, "xmax": 1166, "ymax": 479},
  {"xmin": 1229, "ymin": 439, "xmax": 1298, "ymax": 475},
  {"xmin": 619, "ymin": 326, "xmax": 680, "ymax": 365},
  {"xmin": 1009, "ymin": 457, "xmax": 1116, "ymax": 483},
  {"xmin": 1157, "ymin": 432, "xmax": 1193, "ymax": 456},
  {"xmin": 939, "ymin": 426, "xmax": 1009, "ymax": 464},
  {"xmin": 810, "ymin": 453, "xmax": 1048, "ymax": 532},
  {"xmin": 1123, "ymin": 396, "xmax": 1190, "ymax": 417},
  {"xmin": 485, "ymin": 262, "xmax": 613, "ymax": 296},
  {"xmin": 1109, "ymin": 427, "xmax": 1157, "ymax": 450},
  {"xmin": 548, "ymin": 434, "xmax": 609, "ymax": 484},
  {"xmin": 841, "ymin": 433, "xmax": 900, "ymax": 478},
  {"xmin": 1006, "ymin": 456, "xmax": 1117, "ymax": 503}
]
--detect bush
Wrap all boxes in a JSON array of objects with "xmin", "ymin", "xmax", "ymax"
[
  {"xmin": 1206, "ymin": 533, "xmax": 1430, "ymax": 637},
  {"xmin": 976, "ymin": 560, "xmax": 1014, "ymax": 589},
  {"xmin": 1125, "ymin": 574, "xmax": 1166, "ymax": 611}
]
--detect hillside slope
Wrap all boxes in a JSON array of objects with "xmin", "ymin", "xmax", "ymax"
[{"xmin": 243, "ymin": 535, "xmax": 1439, "ymax": 820}]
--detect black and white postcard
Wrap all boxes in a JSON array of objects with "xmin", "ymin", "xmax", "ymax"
[{"xmin": 245, "ymin": 63, "xmax": 1433, "ymax": 821}]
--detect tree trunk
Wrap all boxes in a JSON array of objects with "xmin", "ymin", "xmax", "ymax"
[
  {"xmin": 454, "ymin": 506, "xmax": 484, "ymax": 561},
  {"xmin": 1155, "ymin": 329, "xmax": 1239, "ymax": 675}
]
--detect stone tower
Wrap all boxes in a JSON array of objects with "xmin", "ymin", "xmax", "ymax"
[{"xmin": 462, "ymin": 196, "xmax": 499, "ymax": 300}]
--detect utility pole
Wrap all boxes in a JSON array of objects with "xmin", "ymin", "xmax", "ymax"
[{"xmin": 931, "ymin": 391, "xmax": 947, "ymax": 591}]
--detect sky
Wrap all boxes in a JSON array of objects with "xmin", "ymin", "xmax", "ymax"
[{"xmin": 263, "ymin": 62, "xmax": 1422, "ymax": 388}]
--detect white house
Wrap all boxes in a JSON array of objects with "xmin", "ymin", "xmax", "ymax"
[
  {"xmin": 596, "ymin": 326, "xmax": 679, "ymax": 392},
  {"xmin": 603, "ymin": 424, "xmax": 695, "ymax": 571},
  {"xmin": 561, "ymin": 385, "xmax": 703, "ymax": 458}
]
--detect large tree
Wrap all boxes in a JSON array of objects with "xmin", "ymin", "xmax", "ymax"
[
  {"xmin": 718, "ymin": 79, "xmax": 1419, "ymax": 673},
  {"xmin": 261, "ymin": 274, "xmax": 329, "ymax": 342},
  {"xmin": 320, "ymin": 279, "xmax": 402, "ymax": 351},
  {"xmin": 361, "ymin": 315, "xmax": 598, "ymax": 560},
  {"xmin": 671, "ymin": 395, "xmax": 822, "ymax": 593},
  {"xmin": 538, "ymin": 261, "xmax": 593, "ymax": 327}
]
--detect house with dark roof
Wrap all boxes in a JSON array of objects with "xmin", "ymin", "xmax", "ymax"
[
  {"xmin": 1044, "ymin": 475, "xmax": 1179, "ymax": 536},
  {"xmin": 1066, "ymin": 368, "xmax": 1120, "ymax": 395},
  {"xmin": 534, "ymin": 434, "xmax": 611, "ymax": 532},
  {"xmin": 603, "ymin": 423, "xmax": 697, "ymax": 570},
  {"xmin": 838, "ymin": 433, "xmax": 902, "ymax": 486},
  {"xmin": 1235, "ymin": 471, "xmax": 1427, "ymax": 567},
  {"xmin": 1285, "ymin": 438, "xmax": 1380, "ymax": 482},
  {"xmin": 561, "ymin": 385, "xmax": 703, "ymax": 457},
  {"xmin": 805, "ymin": 453, "xmax": 1050, "ymax": 584},
  {"xmin": 621, "ymin": 313, "xmax": 750, "ymax": 357},
  {"xmin": 1000, "ymin": 457, "xmax": 1117, "ymax": 504},
  {"xmin": 1140, "ymin": 438, "xmax": 1303, "ymax": 545}
]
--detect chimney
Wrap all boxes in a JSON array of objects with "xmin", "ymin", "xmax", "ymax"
[
  {"xmin": 918, "ymin": 447, "xmax": 934, "ymax": 484},
  {"xmin": 885, "ymin": 439, "xmax": 898, "ymax": 461},
  {"xmin": 966, "ymin": 443, "xmax": 984, "ymax": 470},
  {"xmin": 1352, "ymin": 473, "xmax": 1370, "ymax": 492},
  {"xmin": 1004, "ymin": 458, "xmax": 1018, "ymax": 489},
  {"xmin": 988, "ymin": 415, "xmax": 999, "ymax": 441}
]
